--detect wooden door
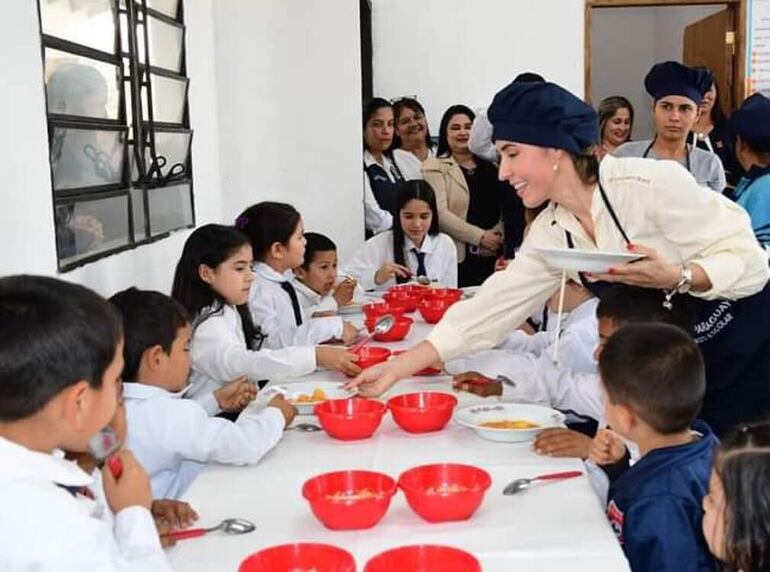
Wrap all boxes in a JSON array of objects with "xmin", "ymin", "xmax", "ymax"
[{"xmin": 683, "ymin": 8, "xmax": 735, "ymax": 112}]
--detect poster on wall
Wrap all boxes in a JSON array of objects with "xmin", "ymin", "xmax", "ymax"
[{"xmin": 748, "ymin": 0, "xmax": 770, "ymax": 95}]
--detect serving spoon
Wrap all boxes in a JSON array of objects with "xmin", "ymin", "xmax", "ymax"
[
  {"xmin": 163, "ymin": 518, "xmax": 256, "ymax": 541},
  {"xmin": 502, "ymin": 470, "xmax": 583, "ymax": 495}
]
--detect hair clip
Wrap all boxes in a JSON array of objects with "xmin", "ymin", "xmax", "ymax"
[{"xmin": 235, "ymin": 215, "xmax": 249, "ymax": 229}]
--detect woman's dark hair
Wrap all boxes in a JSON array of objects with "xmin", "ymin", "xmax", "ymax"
[
  {"xmin": 597, "ymin": 96, "xmax": 635, "ymax": 145},
  {"xmin": 0, "ymin": 275, "xmax": 122, "ymax": 421},
  {"xmin": 363, "ymin": 97, "xmax": 393, "ymax": 152},
  {"xmin": 693, "ymin": 66, "xmax": 726, "ymax": 126},
  {"xmin": 437, "ymin": 104, "xmax": 476, "ymax": 158},
  {"xmin": 171, "ymin": 224, "xmax": 260, "ymax": 348},
  {"xmin": 714, "ymin": 421, "xmax": 770, "ymax": 572},
  {"xmin": 392, "ymin": 97, "xmax": 433, "ymax": 151},
  {"xmin": 236, "ymin": 202, "xmax": 302, "ymax": 262},
  {"xmin": 392, "ymin": 180, "xmax": 440, "ymax": 281}
]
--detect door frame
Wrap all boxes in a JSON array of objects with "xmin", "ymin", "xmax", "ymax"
[{"xmin": 585, "ymin": 0, "xmax": 747, "ymax": 109}]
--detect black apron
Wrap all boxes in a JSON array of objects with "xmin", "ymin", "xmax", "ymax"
[
  {"xmin": 642, "ymin": 138, "xmax": 692, "ymax": 173},
  {"xmin": 567, "ymin": 180, "xmax": 770, "ymax": 436}
]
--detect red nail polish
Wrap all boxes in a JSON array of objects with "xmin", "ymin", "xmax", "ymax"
[
  {"xmin": 627, "ymin": 243, "xmax": 636, "ymax": 251},
  {"xmin": 608, "ymin": 268, "xmax": 615, "ymax": 275}
]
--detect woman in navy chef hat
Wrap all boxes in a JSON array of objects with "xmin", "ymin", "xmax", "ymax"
[{"xmin": 348, "ymin": 80, "xmax": 770, "ymax": 437}]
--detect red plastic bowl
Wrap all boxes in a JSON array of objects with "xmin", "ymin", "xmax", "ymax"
[
  {"xmin": 364, "ymin": 545, "xmax": 481, "ymax": 572},
  {"xmin": 424, "ymin": 288, "xmax": 462, "ymax": 304},
  {"xmin": 363, "ymin": 301, "xmax": 405, "ymax": 320},
  {"xmin": 390, "ymin": 284, "xmax": 429, "ymax": 300},
  {"xmin": 417, "ymin": 299, "xmax": 451, "ymax": 324},
  {"xmin": 302, "ymin": 470, "xmax": 397, "ymax": 530},
  {"xmin": 365, "ymin": 314, "xmax": 405, "ymax": 333},
  {"xmin": 373, "ymin": 315, "xmax": 413, "ymax": 342},
  {"xmin": 398, "ymin": 463, "xmax": 491, "ymax": 522},
  {"xmin": 391, "ymin": 350, "xmax": 442, "ymax": 376},
  {"xmin": 239, "ymin": 543, "xmax": 356, "ymax": 572},
  {"xmin": 353, "ymin": 346, "xmax": 392, "ymax": 370},
  {"xmin": 387, "ymin": 392, "xmax": 457, "ymax": 433},
  {"xmin": 314, "ymin": 398, "xmax": 387, "ymax": 440},
  {"xmin": 382, "ymin": 291, "xmax": 419, "ymax": 312}
]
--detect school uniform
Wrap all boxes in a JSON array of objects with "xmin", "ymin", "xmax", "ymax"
[
  {"xmin": 613, "ymin": 140, "xmax": 726, "ymax": 193},
  {"xmin": 606, "ymin": 421, "xmax": 718, "ymax": 572},
  {"xmin": 188, "ymin": 303, "xmax": 316, "ymax": 415},
  {"xmin": 249, "ymin": 262, "xmax": 343, "ymax": 348},
  {"xmin": 124, "ymin": 382, "xmax": 285, "ymax": 499},
  {"xmin": 392, "ymin": 147, "xmax": 435, "ymax": 181},
  {"xmin": 364, "ymin": 150, "xmax": 401, "ymax": 235},
  {"xmin": 292, "ymin": 277, "xmax": 367, "ymax": 317},
  {"xmin": 0, "ymin": 436, "xmax": 170, "ymax": 571},
  {"xmin": 342, "ymin": 230, "xmax": 458, "ymax": 291}
]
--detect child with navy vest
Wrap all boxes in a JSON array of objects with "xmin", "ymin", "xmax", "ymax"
[{"xmin": 599, "ymin": 323, "xmax": 718, "ymax": 571}]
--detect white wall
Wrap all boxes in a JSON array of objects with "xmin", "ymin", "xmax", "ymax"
[
  {"xmin": 591, "ymin": 5, "xmax": 724, "ymax": 141},
  {"xmin": 212, "ymin": 0, "xmax": 364, "ymax": 261},
  {"xmin": 371, "ymin": 0, "xmax": 585, "ymax": 133}
]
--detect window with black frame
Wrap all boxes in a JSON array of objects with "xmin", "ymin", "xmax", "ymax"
[{"xmin": 38, "ymin": 0, "xmax": 194, "ymax": 271}]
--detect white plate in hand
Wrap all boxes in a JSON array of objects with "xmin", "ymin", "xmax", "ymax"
[
  {"xmin": 534, "ymin": 247, "xmax": 645, "ymax": 273},
  {"xmin": 454, "ymin": 403, "xmax": 565, "ymax": 443},
  {"xmin": 276, "ymin": 381, "xmax": 357, "ymax": 415}
]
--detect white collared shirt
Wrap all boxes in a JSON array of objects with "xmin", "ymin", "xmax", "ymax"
[
  {"xmin": 249, "ymin": 262, "xmax": 343, "ymax": 349},
  {"xmin": 341, "ymin": 230, "xmax": 458, "ymax": 291},
  {"xmin": 189, "ymin": 303, "xmax": 316, "ymax": 414},
  {"xmin": 392, "ymin": 146, "xmax": 435, "ymax": 181},
  {"xmin": 0, "ymin": 436, "xmax": 169, "ymax": 571},
  {"xmin": 428, "ymin": 155, "xmax": 769, "ymax": 361},
  {"xmin": 363, "ymin": 150, "xmax": 396, "ymax": 234},
  {"xmin": 124, "ymin": 383, "xmax": 285, "ymax": 499},
  {"xmin": 292, "ymin": 277, "xmax": 339, "ymax": 315}
]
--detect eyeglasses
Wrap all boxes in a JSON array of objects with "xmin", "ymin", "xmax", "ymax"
[{"xmin": 389, "ymin": 95, "xmax": 419, "ymax": 104}]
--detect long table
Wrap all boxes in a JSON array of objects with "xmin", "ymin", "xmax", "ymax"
[{"xmin": 169, "ymin": 314, "xmax": 629, "ymax": 571}]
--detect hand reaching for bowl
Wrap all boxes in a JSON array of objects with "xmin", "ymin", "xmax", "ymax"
[{"xmin": 374, "ymin": 262, "xmax": 411, "ymax": 285}]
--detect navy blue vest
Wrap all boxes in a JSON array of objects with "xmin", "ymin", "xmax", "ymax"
[{"xmin": 365, "ymin": 160, "xmax": 402, "ymax": 217}]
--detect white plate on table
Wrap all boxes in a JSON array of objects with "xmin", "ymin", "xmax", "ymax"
[
  {"xmin": 534, "ymin": 247, "xmax": 645, "ymax": 273},
  {"xmin": 274, "ymin": 381, "xmax": 357, "ymax": 415},
  {"xmin": 454, "ymin": 402, "xmax": 565, "ymax": 443}
]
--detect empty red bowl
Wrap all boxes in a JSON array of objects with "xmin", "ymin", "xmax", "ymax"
[
  {"xmin": 391, "ymin": 350, "xmax": 442, "ymax": 376},
  {"xmin": 417, "ymin": 299, "xmax": 451, "ymax": 324},
  {"xmin": 424, "ymin": 288, "xmax": 462, "ymax": 303},
  {"xmin": 363, "ymin": 301, "xmax": 393, "ymax": 319},
  {"xmin": 373, "ymin": 315, "xmax": 413, "ymax": 342},
  {"xmin": 354, "ymin": 346, "xmax": 391, "ymax": 370},
  {"xmin": 364, "ymin": 545, "xmax": 481, "ymax": 572},
  {"xmin": 302, "ymin": 470, "xmax": 397, "ymax": 530},
  {"xmin": 382, "ymin": 291, "xmax": 419, "ymax": 312},
  {"xmin": 239, "ymin": 543, "xmax": 356, "ymax": 572},
  {"xmin": 398, "ymin": 463, "xmax": 491, "ymax": 522},
  {"xmin": 387, "ymin": 392, "xmax": 457, "ymax": 433},
  {"xmin": 314, "ymin": 398, "xmax": 387, "ymax": 440}
]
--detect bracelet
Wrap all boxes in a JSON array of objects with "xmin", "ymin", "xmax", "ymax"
[{"xmin": 663, "ymin": 265, "xmax": 692, "ymax": 309}]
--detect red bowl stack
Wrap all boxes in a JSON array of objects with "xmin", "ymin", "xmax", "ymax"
[
  {"xmin": 314, "ymin": 398, "xmax": 387, "ymax": 440},
  {"xmin": 387, "ymin": 392, "xmax": 457, "ymax": 433}
]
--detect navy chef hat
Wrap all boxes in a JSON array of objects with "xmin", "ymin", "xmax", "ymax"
[
  {"xmin": 488, "ymin": 81, "xmax": 598, "ymax": 155},
  {"xmin": 729, "ymin": 92, "xmax": 770, "ymax": 152},
  {"xmin": 644, "ymin": 61, "xmax": 713, "ymax": 106}
]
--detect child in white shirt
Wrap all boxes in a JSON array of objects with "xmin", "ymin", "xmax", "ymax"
[
  {"xmin": 292, "ymin": 232, "xmax": 361, "ymax": 317},
  {"xmin": 236, "ymin": 202, "xmax": 359, "ymax": 349},
  {"xmin": 343, "ymin": 179, "xmax": 458, "ymax": 291},
  {"xmin": 171, "ymin": 224, "xmax": 361, "ymax": 415},
  {"xmin": 0, "ymin": 275, "xmax": 169, "ymax": 571},
  {"xmin": 111, "ymin": 287, "xmax": 298, "ymax": 499}
]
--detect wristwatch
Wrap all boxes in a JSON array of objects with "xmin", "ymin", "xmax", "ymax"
[{"xmin": 674, "ymin": 265, "xmax": 693, "ymax": 294}]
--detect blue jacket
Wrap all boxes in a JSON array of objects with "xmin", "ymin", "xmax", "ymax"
[
  {"xmin": 734, "ymin": 165, "xmax": 770, "ymax": 246},
  {"xmin": 606, "ymin": 421, "xmax": 718, "ymax": 572}
]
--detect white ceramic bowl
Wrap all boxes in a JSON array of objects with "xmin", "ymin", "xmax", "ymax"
[
  {"xmin": 275, "ymin": 381, "xmax": 357, "ymax": 415},
  {"xmin": 453, "ymin": 402, "xmax": 565, "ymax": 443},
  {"xmin": 534, "ymin": 247, "xmax": 644, "ymax": 273}
]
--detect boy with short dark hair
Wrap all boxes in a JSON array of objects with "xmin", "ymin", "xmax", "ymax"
[
  {"xmin": 0, "ymin": 275, "xmax": 169, "ymax": 570},
  {"xmin": 110, "ymin": 288, "xmax": 297, "ymax": 499},
  {"xmin": 600, "ymin": 323, "xmax": 717, "ymax": 571},
  {"xmin": 293, "ymin": 231, "xmax": 358, "ymax": 316}
]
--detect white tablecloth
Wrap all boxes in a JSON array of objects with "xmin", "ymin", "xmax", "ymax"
[{"xmin": 169, "ymin": 315, "xmax": 629, "ymax": 571}]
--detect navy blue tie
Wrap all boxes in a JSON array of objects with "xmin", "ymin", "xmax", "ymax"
[
  {"xmin": 411, "ymin": 248, "xmax": 428, "ymax": 278},
  {"xmin": 280, "ymin": 282, "xmax": 303, "ymax": 326}
]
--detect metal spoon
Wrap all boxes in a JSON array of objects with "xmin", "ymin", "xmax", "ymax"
[
  {"xmin": 163, "ymin": 517, "xmax": 256, "ymax": 541},
  {"xmin": 288, "ymin": 422, "xmax": 322, "ymax": 432},
  {"xmin": 502, "ymin": 470, "xmax": 583, "ymax": 495},
  {"xmin": 349, "ymin": 314, "xmax": 395, "ymax": 353},
  {"xmin": 416, "ymin": 275, "xmax": 432, "ymax": 286}
]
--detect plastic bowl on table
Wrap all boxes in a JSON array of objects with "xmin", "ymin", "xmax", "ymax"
[
  {"xmin": 302, "ymin": 469, "xmax": 397, "ymax": 530},
  {"xmin": 364, "ymin": 545, "xmax": 481, "ymax": 572},
  {"xmin": 424, "ymin": 288, "xmax": 463, "ymax": 304},
  {"xmin": 353, "ymin": 346, "xmax": 391, "ymax": 370},
  {"xmin": 387, "ymin": 392, "xmax": 457, "ymax": 433},
  {"xmin": 382, "ymin": 291, "xmax": 420, "ymax": 313},
  {"xmin": 417, "ymin": 298, "xmax": 452, "ymax": 324},
  {"xmin": 363, "ymin": 301, "xmax": 405, "ymax": 320},
  {"xmin": 390, "ymin": 283, "xmax": 429, "ymax": 300},
  {"xmin": 365, "ymin": 314, "xmax": 405, "ymax": 333},
  {"xmin": 391, "ymin": 350, "xmax": 442, "ymax": 376},
  {"xmin": 397, "ymin": 463, "xmax": 491, "ymax": 522},
  {"xmin": 239, "ymin": 542, "xmax": 356, "ymax": 572},
  {"xmin": 314, "ymin": 398, "xmax": 387, "ymax": 440},
  {"xmin": 373, "ymin": 315, "xmax": 413, "ymax": 342}
]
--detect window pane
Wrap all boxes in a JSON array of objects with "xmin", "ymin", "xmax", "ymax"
[
  {"xmin": 51, "ymin": 128, "xmax": 126, "ymax": 190},
  {"xmin": 40, "ymin": 0, "xmax": 116, "ymax": 54},
  {"xmin": 143, "ymin": 74, "xmax": 187, "ymax": 124},
  {"xmin": 147, "ymin": 0, "xmax": 180, "ymax": 19},
  {"xmin": 147, "ymin": 16, "xmax": 183, "ymax": 72},
  {"xmin": 131, "ymin": 188, "xmax": 147, "ymax": 240},
  {"xmin": 148, "ymin": 183, "xmax": 193, "ymax": 235},
  {"xmin": 149, "ymin": 130, "xmax": 191, "ymax": 168},
  {"xmin": 55, "ymin": 194, "xmax": 130, "ymax": 264},
  {"xmin": 45, "ymin": 49, "xmax": 120, "ymax": 120}
]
